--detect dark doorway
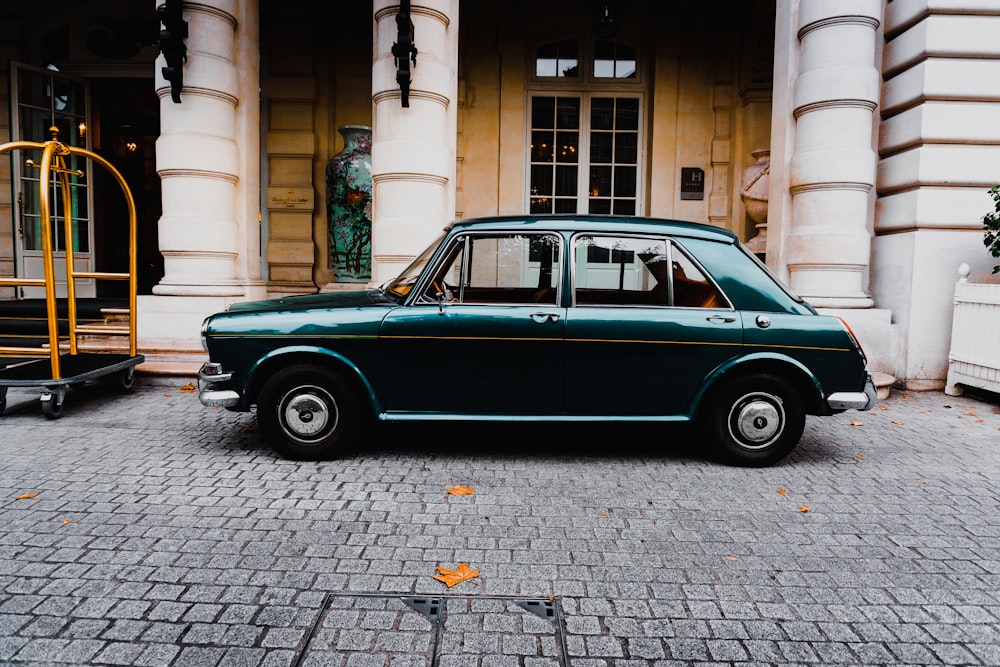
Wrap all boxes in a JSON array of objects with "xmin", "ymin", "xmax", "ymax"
[{"xmin": 90, "ymin": 78, "xmax": 162, "ymax": 296}]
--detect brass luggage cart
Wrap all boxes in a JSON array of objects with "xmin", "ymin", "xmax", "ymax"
[{"xmin": 0, "ymin": 127, "xmax": 144, "ymax": 418}]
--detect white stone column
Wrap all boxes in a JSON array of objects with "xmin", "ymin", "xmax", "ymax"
[
  {"xmin": 153, "ymin": 0, "xmax": 244, "ymax": 296},
  {"xmin": 371, "ymin": 0, "xmax": 459, "ymax": 284},
  {"xmin": 785, "ymin": 0, "xmax": 881, "ymax": 308}
]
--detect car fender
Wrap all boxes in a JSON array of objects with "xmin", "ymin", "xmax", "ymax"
[
  {"xmin": 690, "ymin": 351, "xmax": 825, "ymax": 417},
  {"xmin": 245, "ymin": 345, "xmax": 383, "ymax": 415}
]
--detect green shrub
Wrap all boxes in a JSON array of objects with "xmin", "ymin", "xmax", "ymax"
[{"xmin": 986, "ymin": 186, "xmax": 1000, "ymax": 274}]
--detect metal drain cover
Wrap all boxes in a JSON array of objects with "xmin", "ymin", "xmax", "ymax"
[{"xmin": 295, "ymin": 594, "xmax": 568, "ymax": 666}]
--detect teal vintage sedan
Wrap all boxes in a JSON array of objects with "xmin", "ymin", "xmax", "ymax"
[{"xmin": 198, "ymin": 216, "xmax": 876, "ymax": 466}]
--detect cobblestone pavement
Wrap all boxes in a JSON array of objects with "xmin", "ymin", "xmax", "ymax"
[{"xmin": 0, "ymin": 378, "xmax": 998, "ymax": 666}]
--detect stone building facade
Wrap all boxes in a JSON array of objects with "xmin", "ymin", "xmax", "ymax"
[{"xmin": 0, "ymin": 0, "xmax": 998, "ymax": 387}]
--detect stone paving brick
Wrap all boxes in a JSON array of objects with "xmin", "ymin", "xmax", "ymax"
[{"xmin": 0, "ymin": 382, "xmax": 998, "ymax": 665}]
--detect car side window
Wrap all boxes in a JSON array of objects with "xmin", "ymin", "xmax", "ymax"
[
  {"xmin": 573, "ymin": 235, "xmax": 667, "ymax": 306},
  {"xmin": 670, "ymin": 244, "xmax": 726, "ymax": 308},
  {"xmin": 572, "ymin": 235, "xmax": 726, "ymax": 308},
  {"xmin": 422, "ymin": 233, "xmax": 561, "ymax": 305}
]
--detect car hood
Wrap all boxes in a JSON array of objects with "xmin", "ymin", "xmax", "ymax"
[{"xmin": 224, "ymin": 289, "xmax": 392, "ymax": 314}]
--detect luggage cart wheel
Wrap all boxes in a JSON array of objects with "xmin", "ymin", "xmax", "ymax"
[
  {"xmin": 117, "ymin": 367, "xmax": 136, "ymax": 392},
  {"xmin": 41, "ymin": 391, "xmax": 64, "ymax": 420}
]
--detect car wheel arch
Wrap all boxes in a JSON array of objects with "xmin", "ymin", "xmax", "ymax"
[
  {"xmin": 694, "ymin": 353, "xmax": 824, "ymax": 418},
  {"xmin": 245, "ymin": 347, "xmax": 380, "ymax": 417}
]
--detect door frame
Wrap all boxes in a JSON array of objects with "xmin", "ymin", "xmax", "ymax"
[{"xmin": 10, "ymin": 61, "xmax": 95, "ymax": 298}]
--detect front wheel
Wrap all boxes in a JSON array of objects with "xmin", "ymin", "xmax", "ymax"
[
  {"xmin": 707, "ymin": 373, "xmax": 805, "ymax": 467},
  {"xmin": 257, "ymin": 364, "xmax": 364, "ymax": 460}
]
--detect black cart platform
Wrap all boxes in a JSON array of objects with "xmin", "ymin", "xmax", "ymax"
[{"xmin": 0, "ymin": 353, "xmax": 145, "ymax": 418}]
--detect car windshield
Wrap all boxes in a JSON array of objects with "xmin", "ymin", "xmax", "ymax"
[{"xmin": 382, "ymin": 231, "xmax": 448, "ymax": 299}]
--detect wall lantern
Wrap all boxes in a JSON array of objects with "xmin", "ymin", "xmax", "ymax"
[
  {"xmin": 591, "ymin": 1, "xmax": 624, "ymax": 40},
  {"xmin": 391, "ymin": 0, "xmax": 418, "ymax": 107},
  {"xmin": 156, "ymin": 0, "xmax": 188, "ymax": 103}
]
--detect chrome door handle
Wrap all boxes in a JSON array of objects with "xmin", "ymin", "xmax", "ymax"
[
  {"xmin": 707, "ymin": 314, "xmax": 737, "ymax": 323},
  {"xmin": 530, "ymin": 312, "xmax": 560, "ymax": 323}
]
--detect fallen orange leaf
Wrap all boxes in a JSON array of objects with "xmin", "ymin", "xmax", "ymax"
[
  {"xmin": 446, "ymin": 484, "xmax": 474, "ymax": 496},
  {"xmin": 891, "ymin": 420, "xmax": 904, "ymax": 425},
  {"xmin": 964, "ymin": 411, "xmax": 976, "ymax": 417},
  {"xmin": 976, "ymin": 419, "xmax": 984, "ymax": 423},
  {"xmin": 726, "ymin": 556, "xmax": 739, "ymax": 561},
  {"xmin": 850, "ymin": 421, "xmax": 864, "ymax": 427},
  {"xmin": 777, "ymin": 488, "xmax": 787, "ymax": 495},
  {"xmin": 799, "ymin": 506, "xmax": 811, "ymax": 513},
  {"xmin": 15, "ymin": 493, "xmax": 37, "ymax": 500},
  {"xmin": 901, "ymin": 396, "xmax": 909, "ymax": 400},
  {"xmin": 61, "ymin": 519, "xmax": 70, "ymax": 525},
  {"xmin": 917, "ymin": 479, "xmax": 925, "ymax": 484},
  {"xmin": 163, "ymin": 393, "xmax": 172, "ymax": 397},
  {"xmin": 856, "ymin": 455, "xmax": 865, "ymax": 460},
  {"xmin": 179, "ymin": 382, "xmax": 197, "ymax": 393},
  {"xmin": 433, "ymin": 563, "xmax": 479, "ymax": 588},
  {"xmin": 877, "ymin": 406, "xmax": 889, "ymax": 411}
]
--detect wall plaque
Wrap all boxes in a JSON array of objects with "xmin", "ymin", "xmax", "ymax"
[
  {"xmin": 267, "ymin": 187, "xmax": 314, "ymax": 210},
  {"xmin": 680, "ymin": 167, "xmax": 705, "ymax": 201}
]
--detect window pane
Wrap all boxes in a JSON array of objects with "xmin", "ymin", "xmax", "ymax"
[
  {"xmin": 616, "ymin": 98, "xmax": 639, "ymax": 130},
  {"xmin": 588, "ymin": 199, "xmax": 610, "ymax": 215},
  {"xmin": 532, "ymin": 97, "xmax": 554, "ymax": 129},
  {"xmin": 555, "ymin": 166, "xmax": 577, "ymax": 196},
  {"xmin": 536, "ymin": 58, "xmax": 557, "ymax": 78},
  {"xmin": 531, "ymin": 165, "xmax": 553, "ymax": 196},
  {"xmin": 555, "ymin": 198, "xmax": 577, "ymax": 213},
  {"xmin": 591, "ymin": 132, "xmax": 612, "ymax": 164},
  {"xmin": 614, "ymin": 166, "xmax": 636, "ymax": 198},
  {"xmin": 555, "ymin": 131, "xmax": 578, "ymax": 163},
  {"xmin": 556, "ymin": 98, "xmax": 580, "ymax": 129},
  {"xmin": 589, "ymin": 166, "xmax": 611, "ymax": 197},
  {"xmin": 614, "ymin": 133, "xmax": 637, "ymax": 163},
  {"xmin": 531, "ymin": 131, "xmax": 554, "ymax": 162},
  {"xmin": 615, "ymin": 44, "xmax": 637, "ymax": 78},
  {"xmin": 613, "ymin": 199, "xmax": 635, "ymax": 215},
  {"xmin": 591, "ymin": 98, "xmax": 614, "ymax": 131},
  {"xmin": 594, "ymin": 41, "xmax": 638, "ymax": 79},
  {"xmin": 536, "ymin": 40, "xmax": 579, "ymax": 78},
  {"xmin": 531, "ymin": 197, "xmax": 553, "ymax": 214}
]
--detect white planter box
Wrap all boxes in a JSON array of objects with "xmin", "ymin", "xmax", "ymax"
[{"xmin": 945, "ymin": 264, "xmax": 1000, "ymax": 396}]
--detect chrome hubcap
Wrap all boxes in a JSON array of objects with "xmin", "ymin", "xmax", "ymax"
[
  {"xmin": 729, "ymin": 392, "xmax": 784, "ymax": 449},
  {"xmin": 280, "ymin": 385, "xmax": 337, "ymax": 443}
]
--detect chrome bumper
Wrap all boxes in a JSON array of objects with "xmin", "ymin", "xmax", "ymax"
[
  {"xmin": 198, "ymin": 362, "xmax": 240, "ymax": 408},
  {"xmin": 827, "ymin": 373, "xmax": 878, "ymax": 411}
]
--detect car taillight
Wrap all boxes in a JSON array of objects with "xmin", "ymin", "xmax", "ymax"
[{"xmin": 838, "ymin": 317, "xmax": 867, "ymax": 365}]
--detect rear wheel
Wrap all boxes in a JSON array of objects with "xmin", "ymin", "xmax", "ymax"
[
  {"xmin": 707, "ymin": 373, "xmax": 804, "ymax": 467},
  {"xmin": 257, "ymin": 364, "xmax": 364, "ymax": 460}
]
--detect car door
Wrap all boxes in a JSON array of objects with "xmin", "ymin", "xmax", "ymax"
[
  {"xmin": 379, "ymin": 231, "xmax": 566, "ymax": 415},
  {"xmin": 565, "ymin": 234, "xmax": 743, "ymax": 416}
]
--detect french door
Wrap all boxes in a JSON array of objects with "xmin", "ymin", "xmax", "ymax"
[
  {"xmin": 10, "ymin": 62, "xmax": 95, "ymax": 298},
  {"xmin": 528, "ymin": 93, "xmax": 643, "ymax": 216}
]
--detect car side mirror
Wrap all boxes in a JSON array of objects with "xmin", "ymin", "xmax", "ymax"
[{"xmin": 436, "ymin": 290, "xmax": 446, "ymax": 315}]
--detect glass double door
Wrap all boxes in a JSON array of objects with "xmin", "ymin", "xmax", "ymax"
[{"xmin": 10, "ymin": 63, "xmax": 95, "ymax": 298}]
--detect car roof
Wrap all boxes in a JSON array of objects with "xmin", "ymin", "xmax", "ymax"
[{"xmin": 446, "ymin": 214, "xmax": 738, "ymax": 244}]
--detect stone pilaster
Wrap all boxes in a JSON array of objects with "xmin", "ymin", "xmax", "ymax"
[
  {"xmin": 371, "ymin": 0, "xmax": 459, "ymax": 285},
  {"xmin": 785, "ymin": 0, "xmax": 881, "ymax": 308},
  {"xmin": 874, "ymin": 0, "xmax": 1000, "ymax": 387}
]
